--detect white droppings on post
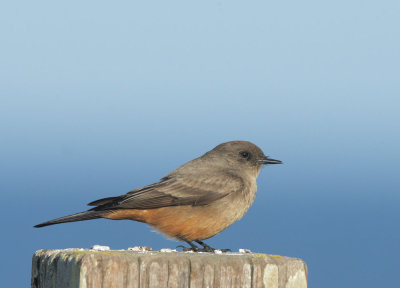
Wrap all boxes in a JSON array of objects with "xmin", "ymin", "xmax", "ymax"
[
  {"xmin": 91, "ymin": 245, "xmax": 110, "ymax": 251},
  {"xmin": 160, "ymin": 248, "xmax": 176, "ymax": 253},
  {"xmin": 128, "ymin": 246, "xmax": 153, "ymax": 252}
]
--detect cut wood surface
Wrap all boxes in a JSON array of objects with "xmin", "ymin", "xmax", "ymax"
[{"xmin": 32, "ymin": 248, "xmax": 307, "ymax": 288}]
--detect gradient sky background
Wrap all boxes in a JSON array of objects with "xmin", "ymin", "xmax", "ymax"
[{"xmin": 1, "ymin": 1, "xmax": 399, "ymax": 287}]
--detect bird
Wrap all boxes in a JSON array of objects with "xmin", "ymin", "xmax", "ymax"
[{"xmin": 34, "ymin": 140, "xmax": 282, "ymax": 252}]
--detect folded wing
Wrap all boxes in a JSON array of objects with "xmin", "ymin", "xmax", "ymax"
[{"xmin": 88, "ymin": 172, "xmax": 244, "ymax": 211}]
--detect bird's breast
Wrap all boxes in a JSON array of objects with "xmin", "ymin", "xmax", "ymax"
[{"xmin": 220, "ymin": 177, "xmax": 257, "ymax": 223}]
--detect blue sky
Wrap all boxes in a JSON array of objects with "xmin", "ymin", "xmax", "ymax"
[{"xmin": 1, "ymin": 1, "xmax": 399, "ymax": 287}]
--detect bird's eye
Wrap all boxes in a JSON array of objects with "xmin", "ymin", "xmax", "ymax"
[{"xmin": 240, "ymin": 151, "xmax": 249, "ymax": 158}]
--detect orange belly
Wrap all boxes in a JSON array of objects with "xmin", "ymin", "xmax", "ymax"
[{"xmin": 103, "ymin": 206, "xmax": 229, "ymax": 241}]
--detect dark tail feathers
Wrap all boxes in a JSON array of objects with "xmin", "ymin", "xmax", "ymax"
[{"xmin": 34, "ymin": 211, "xmax": 104, "ymax": 228}]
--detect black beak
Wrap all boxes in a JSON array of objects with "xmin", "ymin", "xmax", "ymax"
[{"xmin": 258, "ymin": 156, "xmax": 283, "ymax": 165}]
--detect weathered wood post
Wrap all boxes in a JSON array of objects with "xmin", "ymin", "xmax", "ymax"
[{"xmin": 32, "ymin": 248, "xmax": 307, "ymax": 288}]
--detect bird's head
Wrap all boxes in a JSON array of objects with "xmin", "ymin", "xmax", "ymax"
[{"xmin": 207, "ymin": 140, "xmax": 282, "ymax": 176}]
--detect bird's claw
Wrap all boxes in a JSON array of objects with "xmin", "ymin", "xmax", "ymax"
[
  {"xmin": 176, "ymin": 245, "xmax": 230, "ymax": 253},
  {"xmin": 176, "ymin": 245, "xmax": 197, "ymax": 252}
]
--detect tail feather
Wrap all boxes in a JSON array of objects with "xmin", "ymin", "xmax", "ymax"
[{"xmin": 34, "ymin": 211, "xmax": 104, "ymax": 228}]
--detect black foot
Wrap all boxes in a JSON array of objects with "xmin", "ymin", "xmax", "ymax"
[
  {"xmin": 176, "ymin": 245, "xmax": 220, "ymax": 253},
  {"xmin": 176, "ymin": 238, "xmax": 231, "ymax": 253},
  {"xmin": 196, "ymin": 240, "xmax": 231, "ymax": 253},
  {"xmin": 176, "ymin": 237, "xmax": 201, "ymax": 252},
  {"xmin": 176, "ymin": 245, "xmax": 199, "ymax": 252}
]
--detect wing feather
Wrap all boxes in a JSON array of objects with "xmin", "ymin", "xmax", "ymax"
[{"xmin": 90, "ymin": 172, "xmax": 243, "ymax": 210}]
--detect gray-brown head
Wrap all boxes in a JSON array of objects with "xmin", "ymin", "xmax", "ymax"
[{"xmin": 202, "ymin": 141, "xmax": 282, "ymax": 176}]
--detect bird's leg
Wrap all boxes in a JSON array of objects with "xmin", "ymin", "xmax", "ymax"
[
  {"xmin": 195, "ymin": 240, "xmax": 214, "ymax": 252},
  {"xmin": 177, "ymin": 238, "xmax": 231, "ymax": 253},
  {"xmin": 195, "ymin": 240, "xmax": 231, "ymax": 253},
  {"xmin": 176, "ymin": 237, "xmax": 200, "ymax": 252}
]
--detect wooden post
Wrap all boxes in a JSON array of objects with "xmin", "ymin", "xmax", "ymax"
[{"xmin": 32, "ymin": 249, "xmax": 307, "ymax": 288}]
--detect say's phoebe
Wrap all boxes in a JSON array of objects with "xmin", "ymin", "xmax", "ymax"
[{"xmin": 35, "ymin": 141, "xmax": 282, "ymax": 252}]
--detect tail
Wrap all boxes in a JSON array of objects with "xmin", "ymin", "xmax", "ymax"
[{"xmin": 34, "ymin": 210, "xmax": 104, "ymax": 228}]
